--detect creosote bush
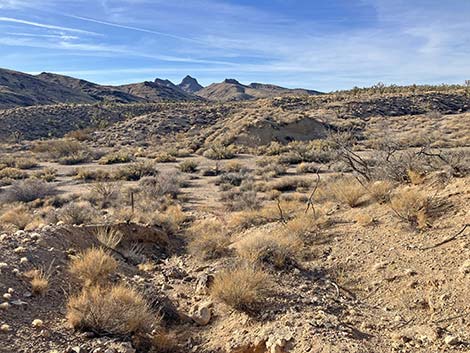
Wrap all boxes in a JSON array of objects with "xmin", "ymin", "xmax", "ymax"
[
  {"xmin": 58, "ymin": 201, "xmax": 98, "ymax": 225},
  {"xmin": 390, "ymin": 187, "xmax": 433, "ymax": 228},
  {"xmin": 99, "ymin": 151, "xmax": 135, "ymax": 165},
  {"xmin": 179, "ymin": 160, "xmax": 198, "ymax": 173},
  {"xmin": 0, "ymin": 205, "xmax": 34, "ymax": 230},
  {"xmin": 69, "ymin": 247, "xmax": 118, "ymax": 286},
  {"xmin": 211, "ymin": 266, "xmax": 271, "ymax": 312},
  {"xmin": 114, "ymin": 161, "xmax": 158, "ymax": 181},
  {"xmin": 67, "ymin": 284, "xmax": 153, "ymax": 336}
]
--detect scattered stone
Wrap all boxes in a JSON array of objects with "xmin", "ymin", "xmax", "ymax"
[
  {"xmin": 0, "ymin": 302, "xmax": 9, "ymax": 310},
  {"xmin": 3, "ymin": 293, "xmax": 11, "ymax": 301},
  {"xmin": 0, "ymin": 324, "xmax": 10, "ymax": 332},
  {"xmin": 195, "ymin": 273, "xmax": 214, "ymax": 295},
  {"xmin": 20, "ymin": 257, "xmax": 28, "ymax": 264},
  {"xmin": 14, "ymin": 246, "xmax": 26, "ymax": 253},
  {"xmin": 7, "ymin": 288, "xmax": 14, "ymax": 294},
  {"xmin": 373, "ymin": 261, "xmax": 388, "ymax": 271},
  {"xmin": 32, "ymin": 319, "xmax": 43, "ymax": 328},
  {"xmin": 191, "ymin": 302, "xmax": 212, "ymax": 326},
  {"xmin": 11, "ymin": 299, "xmax": 28, "ymax": 306},
  {"xmin": 0, "ymin": 262, "xmax": 8, "ymax": 271},
  {"xmin": 444, "ymin": 335, "xmax": 459, "ymax": 345}
]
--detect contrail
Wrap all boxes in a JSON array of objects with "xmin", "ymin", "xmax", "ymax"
[
  {"xmin": 0, "ymin": 16, "xmax": 101, "ymax": 36},
  {"xmin": 67, "ymin": 14, "xmax": 204, "ymax": 44}
]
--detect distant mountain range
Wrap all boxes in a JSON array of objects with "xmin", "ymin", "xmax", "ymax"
[{"xmin": 0, "ymin": 68, "xmax": 322, "ymax": 109}]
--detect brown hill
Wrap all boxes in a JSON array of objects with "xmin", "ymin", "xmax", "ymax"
[
  {"xmin": 118, "ymin": 79, "xmax": 201, "ymax": 102},
  {"xmin": 196, "ymin": 78, "xmax": 322, "ymax": 102},
  {"xmin": 0, "ymin": 68, "xmax": 96, "ymax": 109},
  {"xmin": 37, "ymin": 72, "xmax": 145, "ymax": 104}
]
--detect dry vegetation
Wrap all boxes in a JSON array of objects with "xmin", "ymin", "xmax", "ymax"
[{"xmin": 1, "ymin": 87, "xmax": 469, "ymax": 353}]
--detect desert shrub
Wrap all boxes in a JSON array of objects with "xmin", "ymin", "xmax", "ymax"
[
  {"xmin": 329, "ymin": 178, "xmax": 366, "ymax": 207},
  {"xmin": 138, "ymin": 171, "xmax": 181, "ymax": 199},
  {"xmin": 264, "ymin": 177, "xmax": 312, "ymax": 192},
  {"xmin": 25, "ymin": 269, "xmax": 49, "ymax": 296},
  {"xmin": 187, "ymin": 219, "xmax": 230, "ymax": 259},
  {"xmin": 87, "ymin": 182, "xmax": 122, "ymax": 209},
  {"xmin": 211, "ymin": 266, "xmax": 271, "ymax": 312},
  {"xmin": 278, "ymin": 151, "xmax": 303, "ymax": 165},
  {"xmin": 407, "ymin": 169, "xmax": 425, "ymax": 185},
  {"xmin": 203, "ymin": 145, "xmax": 235, "ymax": 160},
  {"xmin": 390, "ymin": 187, "xmax": 434, "ymax": 228},
  {"xmin": 67, "ymin": 284, "xmax": 153, "ymax": 335},
  {"xmin": 0, "ymin": 179, "xmax": 57, "ymax": 203},
  {"xmin": 58, "ymin": 201, "xmax": 99, "ymax": 225},
  {"xmin": 0, "ymin": 167, "xmax": 28, "ymax": 180},
  {"xmin": 368, "ymin": 180, "xmax": 395, "ymax": 204},
  {"xmin": 75, "ymin": 168, "xmax": 111, "ymax": 182},
  {"xmin": 236, "ymin": 229, "xmax": 302, "ymax": 269},
  {"xmin": 64, "ymin": 128, "xmax": 93, "ymax": 141},
  {"xmin": 114, "ymin": 161, "xmax": 158, "ymax": 181},
  {"xmin": 69, "ymin": 247, "xmax": 118, "ymax": 286},
  {"xmin": 13, "ymin": 157, "xmax": 38, "ymax": 170},
  {"xmin": 95, "ymin": 227, "xmax": 123, "ymax": 249},
  {"xmin": 58, "ymin": 151, "xmax": 93, "ymax": 165},
  {"xmin": 179, "ymin": 160, "xmax": 198, "ymax": 173},
  {"xmin": 263, "ymin": 141, "xmax": 286, "ymax": 156},
  {"xmin": 223, "ymin": 161, "xmax": 243, "ymax": 173},
  {"xmin": 99, "ymin": 151, "xmax": 135, "ymax": 165},
  {"xmin": 296, "ymin": 162, "xmax": 318, "ymax": 174},
  {"xmin": 33, "ymin": 167, "xmax": 57, "ymax": 182},
  {"xmin": 33, "ymin": 139, "xmax": 88, "ymax": 159},
  {"xmin": 217, "ymin": 170, "xmax": 249, "ymax": 187},
  {"xmin": 256, "ymin": 162, "xmax": 287, "ymax": 178},
  {"xmin": 221, "ymin": 183, "xmax": 260, "ymax": 211},
  {"xmin": 154, "ymin": 152, "xmax": 177, "ymax": 163},
  {"xmin": 0, "ymin": 205, "xmax": 34, "ymax": 230},
  {"xmin": 285, "ymin": 212, "xmax": 326, "ymax": 241}
]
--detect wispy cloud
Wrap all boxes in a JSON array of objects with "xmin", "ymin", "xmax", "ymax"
[{"xmin": 0, "ymin": 16, "xmax": 101, "ymax": 36}]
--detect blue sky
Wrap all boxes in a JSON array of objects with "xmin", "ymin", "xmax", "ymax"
[{"xmin": 0, "ymin": 0, "xmax": 469, "ymax": 91}]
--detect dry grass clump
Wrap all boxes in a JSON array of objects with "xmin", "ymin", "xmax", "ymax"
[
  {"xmin": 179, "ymin": 160, "xmax": 198, "ymax": 173},
  {"xmin": 67, "ymin": 284, "xmax": 153, "ymax": 336},
  {"xmin": 0, "ymin": 167, "xmax": 28, "ymax": 181},
  {"xmin": 32, "ymin": 139, "xmax": 93, "ymax": 165},
  {"xmin": 25, "ymin": 269, "xmax": 49, "ymax": 296},
  {"xmin": 0, "ymin": 205, "xmax": 34, "ymax": 230},
  {"xmin": 87, "ymin": 182, "xmax": 122, "ymax": 209},
  {"xmin": 264, "ymin": 177, "xmax": 312, "ymax": 193},
  {"xmin": 0, "ymin": 179, "xmax": 57, "ymax": 203},
  {"xmin": 33, "ymin": 167, "xmax": 57, "ymax": 182},
  {"xmin": 329, "ymin": 177, "xmax": 366, "ymax": 207},
  {"xmin": 296, "ymin": 162, "xmax": 318, "ymax": 174},
  {"xmin": 0, "ymin": 156, "xmax": 38, "ymax": 170},
  {"xmin": 236, "ymin": 229, "xmax": 302, "ymax": 269},
  {"xmin": 95, "ymin": 227, "xmax": 123, "ymax": 249},
  {"xmin": 114, "ymin": 161, "xmax": 158, "ymax": 181},
  {"xmin": 407, "ymin": 169, "xmax": 425, "ymax": 185},
  {"xmin": 187, "ymin": 218, "xmax": 230, "ymax": 260},
  {"xmin": 99, "ymin": 151, "xmax": 135, "ymax": 165},
  {"xmin": 203, "ymin": 144, "xmax": 235, "ymax": 160},
  {"xmin": 138, "ymin": 171, "xmax": 181, "ymax": 199},
  {"xmin": 390, "ymin": 187, "xmax": 433, "ymax": 228},
  {"xmin": 69, "ymin": 248, "xmax": 118, "ymax": 286},
  {"xmin": 285, "ymin": 212, "xmax": 326, "ymax": 241},
  {"xmin": 211, "ymin": 266, "xmax": 271, "ymax": 312},
  {"xmin": 368, "ymin": 180, "xmax": 395, "ymax": 204},
  {"xmin": 256, "ymin": 162, "xmax": 287, "ymax": 178},
  {"xmin": 75, "ymin": 168, "xmax": 111, "ymax": 182},
  {"xmin": 58, "ymin": 201, "xmax": 99, "ymax": 225},
  {"xmin": 154, "ymin": 152, "xmax": 177, "ymax": 163}
]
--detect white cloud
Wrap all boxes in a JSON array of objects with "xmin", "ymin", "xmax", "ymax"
[{"xmin": 0, "ymin": 16, "xmax": 101, "ymax": 36}]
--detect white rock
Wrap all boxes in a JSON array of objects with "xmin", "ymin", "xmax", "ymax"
[
  {"xmin": 0, "ymin": 302, "xmax": 10, "ymax": 310},
  {"xmin": 459, "ymin": 260, "xmax": 470, "ymax": 275},
  {"xmin": 191, "ymin": 302, "xmax": 212, "ymax": 326},
  {"xmin": 14, "ymin": 246, "xmax": 26, "ymax": 253},
  {"xmin": 3, "ymin": 293, "xmax": 11, "ymax": 301},
  {"xmin": 444, "ymin": 335, "xmax": 459, "ymax": 345},
  {"xmin": 20, "ymin": 257, "xmax": 28, "ymax": 264},
  {"xmin": 0, "ymin": 324, "xmax": 10, "ymax": 333},
  {"xmin": 7, "ymin": 288, "xmax": 14, "ymax": 294},
  {"xmin": 32, "ymin": 319, "xmax": 43, "ymax": 328}
]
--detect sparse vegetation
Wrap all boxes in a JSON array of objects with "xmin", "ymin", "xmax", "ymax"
[
  {"xmin": 69, "ymin": 247, "xmax": 118, "ymax": 286},
  {"xmin": 211, "ymin": 266, "xmax": 271, "ymax": 311},
  {"xmin": 179, "ymin": 160, "xmax": 198, "ymax": 173},
  {"xmin": 187, "ymin": 218, "xmax": 230, "ymax": 259},
  {"xmin": 67, "ymin": 284, "xmax": 153, "ymax": 336}
]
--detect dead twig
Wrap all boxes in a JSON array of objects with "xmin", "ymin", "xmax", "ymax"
[
  {"xmin": 419, "ymin": 224, "xmax": 469, "ymax": 250},
  {"xmin": 305, "ymin": 167, "xmax": 321, "ymax": 216}
]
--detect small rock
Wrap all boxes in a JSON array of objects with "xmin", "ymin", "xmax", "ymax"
[
  {"xmin": 14, "ymin": 246, "xmax": 26, "ymax": 253},
  {"xmin": 7, "ymin": 288, "xmax": 14, "ymax": 294},
  {"xmin": 0, "ymin": 324, "xmax": 10, "ymax": 332},
  {"xmin": 190, "ymin": 302, "xmax": 212, "ymax": 325},
  {"xmin": 0, "ymin": 262, "xmax": 7, "ymax": 270},
  {"xmin": 0, "ymin": 302, "xmax": 9, "ymax": 310},
  {"xmin": 195, "ymin": 274, "xmax": 214, "ymax": 295},
  {"xmin": 32, "ymin": 319, "xmax": 43, "ymax": 328},
  {"xmin": 444, "ymin": 335, "xmax": 459, "ymax": 345},
  {"xmin": 373, "ymin": 261, "xmax": 388, "ymax": 271},
  {"xmin": 3, "ymin": 293, "xmax": 11, "ymax": 301},
  {"xmin": 20, "ymin": 257, "xmax": 28, "ymax": 264},
  {"xmin": 459, "ymin": 260, "xmax": 470, "ymax": 275}
]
